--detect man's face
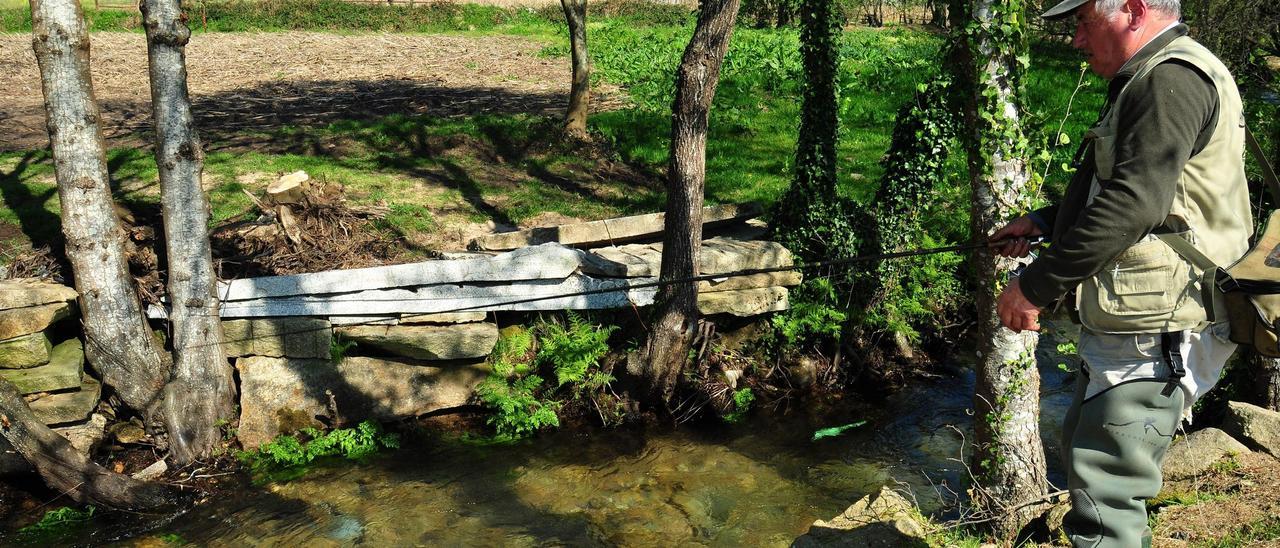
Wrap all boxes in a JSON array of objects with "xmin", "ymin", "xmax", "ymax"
[{"xmin": 1071, "ymin": 0, "xmax": 1133, "ymax": 78}]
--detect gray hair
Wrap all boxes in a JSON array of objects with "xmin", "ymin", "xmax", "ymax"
[{"xmin": 1094, "ymin": 0, "xmax": 1181, "ymax": 18}]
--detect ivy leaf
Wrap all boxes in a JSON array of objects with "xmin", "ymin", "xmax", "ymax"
[{"xmin": 1057, "ymin": 133, "xmax": 1071, "ymax": 146}]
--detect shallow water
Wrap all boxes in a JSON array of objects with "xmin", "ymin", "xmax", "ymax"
[{"xmin": 110, "ymin": 361, "xmax": 1074, "ymax": 547}]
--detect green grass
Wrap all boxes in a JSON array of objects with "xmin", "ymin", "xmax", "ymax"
[{"xmin": 0, "ymin": 3, "xmax": 1113, "ymax": 256}]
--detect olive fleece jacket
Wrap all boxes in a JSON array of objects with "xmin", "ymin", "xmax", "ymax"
[{"xmin": 1020, "ymin": 24, "xmax": 1220, "ymax": 308}]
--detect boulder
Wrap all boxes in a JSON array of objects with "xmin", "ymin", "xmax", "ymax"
[
  {"xmin": 1223, "ymin": 401, "xmax": 1280, "ymax": 456},
  {"xmin": 27, "ymin": 377, "xmax": 101, "ymax": 426},
  {"xmin": 589, "ymin": 237, "xmax": 794, "ymax": 278},
  {"xmin": 53, "ymin": 413, "xmax": 108, "ymax": 455},
  {"xmin": 0, "ymin": 279, "xmax": 77, "ymax": 310},
  {"xmin": 0, "ymin": 332, "xmax": 52, "ymax": 369},
  {"xmin": 793, "ymin": 486, "xmax": 928, "ymax": 547},
  {"xmin": 0, "ymin": 301, "xmax": 74, "ymax": 341},
  {"xmin": 335, "ymin": 323, "xmax": 498, "ymax": 361},
  {"xmin": 470, "ymin": 203, "xmax": 762, "ymax": 251},
  {"xmin": 698, "ymin": 287, "xmax": 789, "ymax": 317},
  {"xmin": 0, "ymin": 339, "xmax": 83, "ymax": 394},
  {"xmin": 237, "ymin": 356, "xmax": 488, "ymax": 448},
  {"xmin": 267, "ymin": 170, "xmax": 310, "ymax": 204},
  {"xmin": 222, "ymin": 318, "xmax": 332, "ymax": 359},
  {"xmin": 1162, "ymin": 427, "xmax": 1251, "ymax": 480}
]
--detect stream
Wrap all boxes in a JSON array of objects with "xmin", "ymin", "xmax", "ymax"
[{"xmin": 96, "ymin": 357, "xmax": 1074, "ymax": 546}]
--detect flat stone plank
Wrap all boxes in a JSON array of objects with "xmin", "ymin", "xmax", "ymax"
[
  {"xmin": 0, "ymin": 338, "xmax": 83, "ymax": 394},
  {"xmin": 587, "ymin": 237, "xmax": 795, "ymax": 278},
  {"xmin": 28, "ymin": 377, "xmax": 101, "ymax": 426},
  {"xmin": 698, "ymin": 287, "xmax": 789, "ymax": 317},
  {"xmin": 336, "ymin": 323, "xmax": 499, "ymax": 361},
  {"xmin": 471, "ymin": 203, "xmax": 762, "ymax": 251},
  {"xmin": 699, "ymin": 271, "xmax": 803, "ymax": 292},
  {"xmin": 0, "ymin": 302, "xmax": 74, "ymax": 341},
  {"xmin": 328, "ymin": 315, "xmax": 400, "ymax": 326},
  {"xmin": 222, "ymin": 318, "xmax": 332, "ymax": 359},
  {"xmin": 218, "ymin": 243, "xmax": 599, "ymax": 301},
  {"xmin": 217, "ymin": 276, "xmax": 654, "ymax": 317},
  {"xmin": 0, "ymin": 332, "xmax": 52, "ymax": 369},
  {"xmin": 0, "ymin": 279, "xmax": 77, "ymax": 310},
  {"xmin": 237, "ymin": 356, "xmax": 488, "ymax": 448},
  {"xmin": 399, "ymin": 311, "xmax": 488, "ymax": 324}
]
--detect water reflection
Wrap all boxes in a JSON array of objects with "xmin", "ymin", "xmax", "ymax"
[{"xmin": 114, "ymin": 359, "xmax": 1074, "ymax": 546}]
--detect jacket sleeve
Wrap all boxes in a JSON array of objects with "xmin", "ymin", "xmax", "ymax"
[{"xmin": 1018, "ymin": 61, "xmax": 1218, "ymax": 308}]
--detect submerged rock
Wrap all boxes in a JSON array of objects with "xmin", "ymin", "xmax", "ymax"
[{"xmin": 793, "ymin": 486, "xmax": 928, "ymax": 547}]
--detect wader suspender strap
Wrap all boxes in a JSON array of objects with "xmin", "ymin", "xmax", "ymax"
[{"xmin": 1161, "ymin": 331, "xmax": 1186, "ymax": 396}]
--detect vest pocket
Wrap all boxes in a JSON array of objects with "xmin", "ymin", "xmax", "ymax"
[{"xmin": 1079, "ymin": 238, "xmax": 1194, "ymax": 332}]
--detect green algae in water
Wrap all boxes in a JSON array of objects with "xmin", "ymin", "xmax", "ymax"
[{"xmin": 811, "ymin": 420, "xmax": 867, "ymax": 441}]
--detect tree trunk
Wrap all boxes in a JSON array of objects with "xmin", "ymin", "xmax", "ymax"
[
  {"xmin": 636, "ymin": 0, "xmax": 741, "ymax": 405},
  {"xmin": 560, "ymin": 0, "xmax": 590, "ymax": 139},
  {"xmin": 30, "ymin": 0, "xmax": 170, "ymax": 413},
  {"xmin": 142, "ymin": 0, "xmax": 236, "ymax": 464},
  {"xmin": 954, "ymin": 0, "xmax": 1048, "ymax": 536},
  {"xmin": 1246, "ymin": 353, "xmax": 1280, "ymax": 411},
  {"xmin": 0, "ymin": 380, "xmax": 175, "ymax": 509}
]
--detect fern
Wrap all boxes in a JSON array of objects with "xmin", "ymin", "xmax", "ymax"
[
  {"xmin": 538, "ymin": 312, "xmax": 617, "ymax": 387},
  {"xmin": 238, "ymin": 420, "xmax": 400, "ymax": 483}
]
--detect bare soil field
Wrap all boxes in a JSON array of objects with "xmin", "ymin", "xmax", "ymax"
[{"xmin": 0, "ymin": 31, "xmax": 624, "ymax": 152}]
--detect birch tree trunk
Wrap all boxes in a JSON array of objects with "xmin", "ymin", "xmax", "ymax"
[
  {"xmin": 30, "ymin": 0, "xmax": 170, "ymax": 412},
  {"xmin": 0, "ymin": 380, "xmax": 175, "ymax": 509},
  {"xmin": 142, "ymin": 0, "xmax": 236, "ymax": 464},
  {"xmin": 560, "ymin": 0, "xmax": 590, "ymax": 138},
  {"xmin": 954, "ymin": 0, "xmax": 1048, "ymax": 536},
  {"xmin": 635, "ymin": 0, "xmax": 741, "ymax": 405}
]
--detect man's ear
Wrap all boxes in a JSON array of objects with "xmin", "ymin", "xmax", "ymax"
[{"xmin": 1124, "ymin": 0, "xmax": 1148, "ymax": 29}]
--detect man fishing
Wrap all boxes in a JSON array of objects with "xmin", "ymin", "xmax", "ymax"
[{"xmin": 989, "ymin": 0, "xmax": 1250, "ymax": 545}]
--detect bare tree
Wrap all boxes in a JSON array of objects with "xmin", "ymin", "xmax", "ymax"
[
  {"xmin": 635, "ymin": 0, "xmax": 742, "ymax": 405},
  {"xmin": 30, "ymin": 0, "xmax": 171, "ymax": 413},
  {"xmin": 953, "ymin": 0, "xmax": 1048, "ymax": 535},
  {"xmin": 0, "ymin": 380, "xmax": 175, "ymax": 508},
  {"xmin": 141, "ymin": 0, "xmax": 236, "ymax": 464},
  {"xmin": 560, "ymin": 0, "xmax": 590, "ymax": 138}
]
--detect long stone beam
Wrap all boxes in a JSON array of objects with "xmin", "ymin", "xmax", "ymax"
[
  {"xmin": 469, "ymin": 203, "xmax": 762, "ymax": 251},
  {"xmin": 216, "ymin": 243, "xmax": 623, "ymax": 301}
]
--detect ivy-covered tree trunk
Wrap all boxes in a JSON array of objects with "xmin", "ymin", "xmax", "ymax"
[
  {"xmin": 559, "ymin": 0, "xmax": 590, "ymax": 138},
  {"xmin": 772, "ymin": 0, "xmax": 850, "ymax": 264},
  {"xmin": 636, "ymin": 0, "xmax": 741, "ymax": 405},
  {"xmin": 142, "ymin": 0, "xmax": 236, "ymax": 464},
  {"xmin": 953, "ymin": 0, "xmax": 1048, "ymax": 536},
  {"xmin": 30, "ymin": 0, "xmax": 171, "ymax": 413}
]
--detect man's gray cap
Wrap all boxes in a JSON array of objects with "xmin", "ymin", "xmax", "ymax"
[{"xmin": 1041, "ymin": 0, "xmax": 1089, "ymax": 20}]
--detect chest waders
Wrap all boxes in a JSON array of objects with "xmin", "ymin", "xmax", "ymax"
[{"xmin": 1061, "ymin": 35, "xmax": 1247, "ymax": 548}]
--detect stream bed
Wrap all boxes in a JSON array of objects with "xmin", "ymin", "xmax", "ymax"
[{"xmin": 104, "ymin": 360, "xmax": 1074, "ymax": 546}]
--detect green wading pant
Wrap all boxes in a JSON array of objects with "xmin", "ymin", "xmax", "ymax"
[{"xmin": 1060, "ymin": 371, "xmax": 1184, "ymax": 548}]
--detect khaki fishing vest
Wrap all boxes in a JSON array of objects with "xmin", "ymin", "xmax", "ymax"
[{"xmin": 1076, "ymin": 35, "xmax": 1251, "ymax": 334}]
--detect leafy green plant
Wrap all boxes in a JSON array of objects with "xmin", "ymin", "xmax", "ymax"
[
  {"xmin": 14, "ymin": 506, "xmax": 96, "ymax": 545},
  {"xmin": 722, "ymin": 388, "xmax": 756, "ymax": 423},
  {"xmin": 770, "ymin": 278, "xmax": 847, "ymax": 351},
  {"xmin": 330, "ymin": 335, "xmax": 357, "ymax": 363},
  {"xmin": 475, "ymin": 326, "xmax": 560, "ymax": 440},
  {"xmin": 238, "ymin": 420, "xmax": 400, "ymax": 482},
  {"xmin": 538, "ymin": 311, "xmax": 618, "ymax": 388}
]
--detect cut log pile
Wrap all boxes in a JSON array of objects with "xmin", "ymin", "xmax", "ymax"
[{"xmin": 0, "ymin": 279, "xmax": 105, "ymax": 473}]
